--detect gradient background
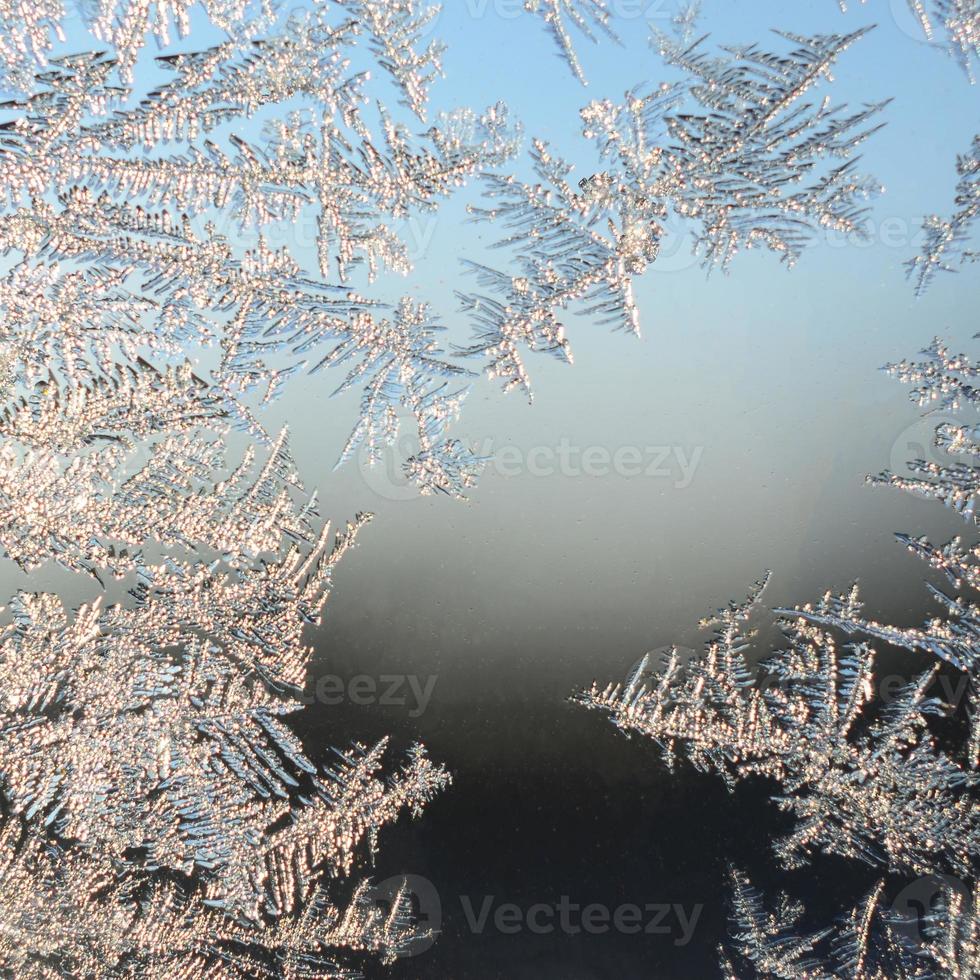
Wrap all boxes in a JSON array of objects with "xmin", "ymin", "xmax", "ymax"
[{"xmin": 6, "ymin": 0, "xmax": 980, "ymax": 976}]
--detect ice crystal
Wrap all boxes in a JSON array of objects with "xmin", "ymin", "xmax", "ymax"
[
  {"xmin": 670, "ymin": 1, "xmax": 703, "ymax": 46},
  {"xmin": 908, "ymin": 135, "xmax": 979, "ymax": 295},
  {"xmin": 0, "ymin": 817, "xmax": 436, "ymax": 977},
  {"xmin": 0, "ymin": 9, "xmax": 518, "ymax": 493},
  {"xmin": 718, "ymin": 868, "xmax": 834, "ymax": 979},
  {"xmin": 0, "ymin": 425, "xmax": 320, "ymax": 576},
  {"xmin": 0, "ymin": 0, "xmax": 451, "ymax": 98},
  {"xmin": 0, "ymin": 35, "xmax": 518, "ymax": 285},
  {"xmin": 0, "ymin": 495, "xmax": 452, "ymax": 910},
  {"xmin": 718, "ymin": 872, "xmax": 979, "ymax": 979},
  {"xmin": 334, "ymin": 0, "xmax": 446, "ymax": 119},
  {"xmin": 0, "ymin": 428, "xmax": 454, "ymax": 963},
  {"xmin": 0, "ymin": 0, "xmax": 275, "ymax": 92},
  {"xmin": 0, "ymin": 471, "xmax": 453, "ymax": 967},
  {"xmin": 0, "ymin": 0, "xmax": 482, "ymax": 972},
  {"xmin": 787, "ymin": 339, "xmax": 980, "ymax": 773},
  {"xmin": 577, "ymin": 575, "xmax": 980, "ymax": 878},
  {"xmin": 326, "ymin": 298, "xmax": 484, "ymax": 499},
  {"xmin": 525, "ymin": 0, "xmax": 619, "ymax": 85},
  {"xmin": 459, "ymin": 28, "xmax": 885, "ymax": 396},
  {"xmin": 579, "ymin": 335, "xmax": 980, "ymax": 976},
  {"xmin": 840, "ymin": 0, "xmax": 979, "ymax": 82},
  {"xmin": 924, "ymin": 883, "xmax": 980, "ymax": 976}
]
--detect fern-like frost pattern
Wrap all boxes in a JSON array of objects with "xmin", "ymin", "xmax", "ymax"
[
  {"xmin": 578, "ymin": 336, "xmax": 980, "ymax": 977},
  {"xmin": 459, "ymin": 28, "xmax": 885, "ymax": 397},
  {"xmin": 0, "ymin": 0, "xmax": 488, "ymax": 973}
]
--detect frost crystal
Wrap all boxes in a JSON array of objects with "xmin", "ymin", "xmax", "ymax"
[
  {"xmin": 578, "ymin": 335, "xmax": 980, "ymax": 976},
  {"xmin": 327, "ymin": 298, "xmax": 485, "ymax": 498},
  {"xmin": 0, "ymin": 513, "xmax": 451, "ymax": 924},
  {"xmin": 788, "ymin": 338, "xmax": 980, "ymax": 767},
  {"xmin": 908, "ymin": 135, "xmax": 979, "ymax": 295},
  {"xmin": 719, "ymin": 868, "xmax": 834, "ymax": 978},
  {"xmin": 670, "ymin": 1, "xmax": 703, "ymax": 46},
  {"xmin": 0, "ymin": 0, "xmax": 275, "ymax": 91},
  {"xmin": 841, "ymin": 0, "xmax": 979, "ymax": 82},
  {"xmin": 578, "ymin": 574, "xmax": 980, "ymax": 879},
  {"xmin": 0, "ymin": 462, "xmax": 453, "ymax": 970},
  {"xmin": 0, "ymin": 0, "xmax": 491, "ymax": 971},
  {"xmin": 525, "ymin": 0, "xmax": 619, "ymax": 85},
  {"xmin": 0, "ymin": 818, "xmax": 438, "ymax": 977},
  {"xmin": 334, "ymin": 0, "xmax": 446, "ymax": 119},
  {"xmin": 0, "ymin": 8, "xmax": 518, "ymax": 493},
  {"xmin": 459, "ymin": 28, "xmax": 884, "ymax": 396},
  {"xmin": 720, "ymin": 872, "xmax": 980, "ymax": 979}
]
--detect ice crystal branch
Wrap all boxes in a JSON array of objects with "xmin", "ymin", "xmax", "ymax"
[
  {"xmin": 0, "ymin": 817, "xmax": 437, "ymax": 977},
  {"xmin": 0, "ymin": 2, "xmax": 474, "ymax": 972},
  {"xmin": 0, "ymin": 0, "xmax": 448, "ymax": 98},
  {"xmin": 718, "ymin": 872, "xmax": 978, "ymax": 979},
  {"xmin": 0, "ymin": 0, "xmax": 276, "ymax": 92},
  {"xmin": 925, "ymin": 882, "xmax": 980, "ymax": 976},
  {"xmin": 0, "ymin": 506, "xmax": 452, "ymax": 922},
  {"xmin": 325, "ymin": 298, "xmax": 486, "ymax": 498},
  {"xmin": 840, "ymin": 0, "xmax": 979, "ymax": 81},
  {"xmin": 931, "ymin": 0, "xmax": 980, "ymax": 81},
  {"xmin": 334, "ymin": 0, "xmax": 446, "ymax": 119},
  {"xmin": 577, "ymin": 577, "xmax": 980, "ymax": 878},
  {"xmin": 579, "ymin": 335, "xmax": 980, "ymax": 976},
  {"xmin": 718, "ymin": 868, "xmax": 834, "ymax": 979},
  {"xmin": 785, "ymin": 338, "xmax": 980, "ymax": 774},
  {"xmin": 0, "ymin": 8, "xmax": 518, "ymax": 494},
  {"xmin": 459, "ymin": 28, "xmax": 885, "ymax": 397},
  {"xmin": 670, "ymin": 1, "xmax": 703, "ymax": 46},
  {"xmin": 526, "ymin": 0, "xmax": 620, "ymax": 85},
  {"xmin": 908, "ymin": 135, "xmax": 979, "ymax": 295},
  {"xmin": 0, "ymin": 27, "xmax": 517, "ymax": 284},
  {"xmin": 0, "ymin": 425, "xmax": 324, "ymax": 577}
]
